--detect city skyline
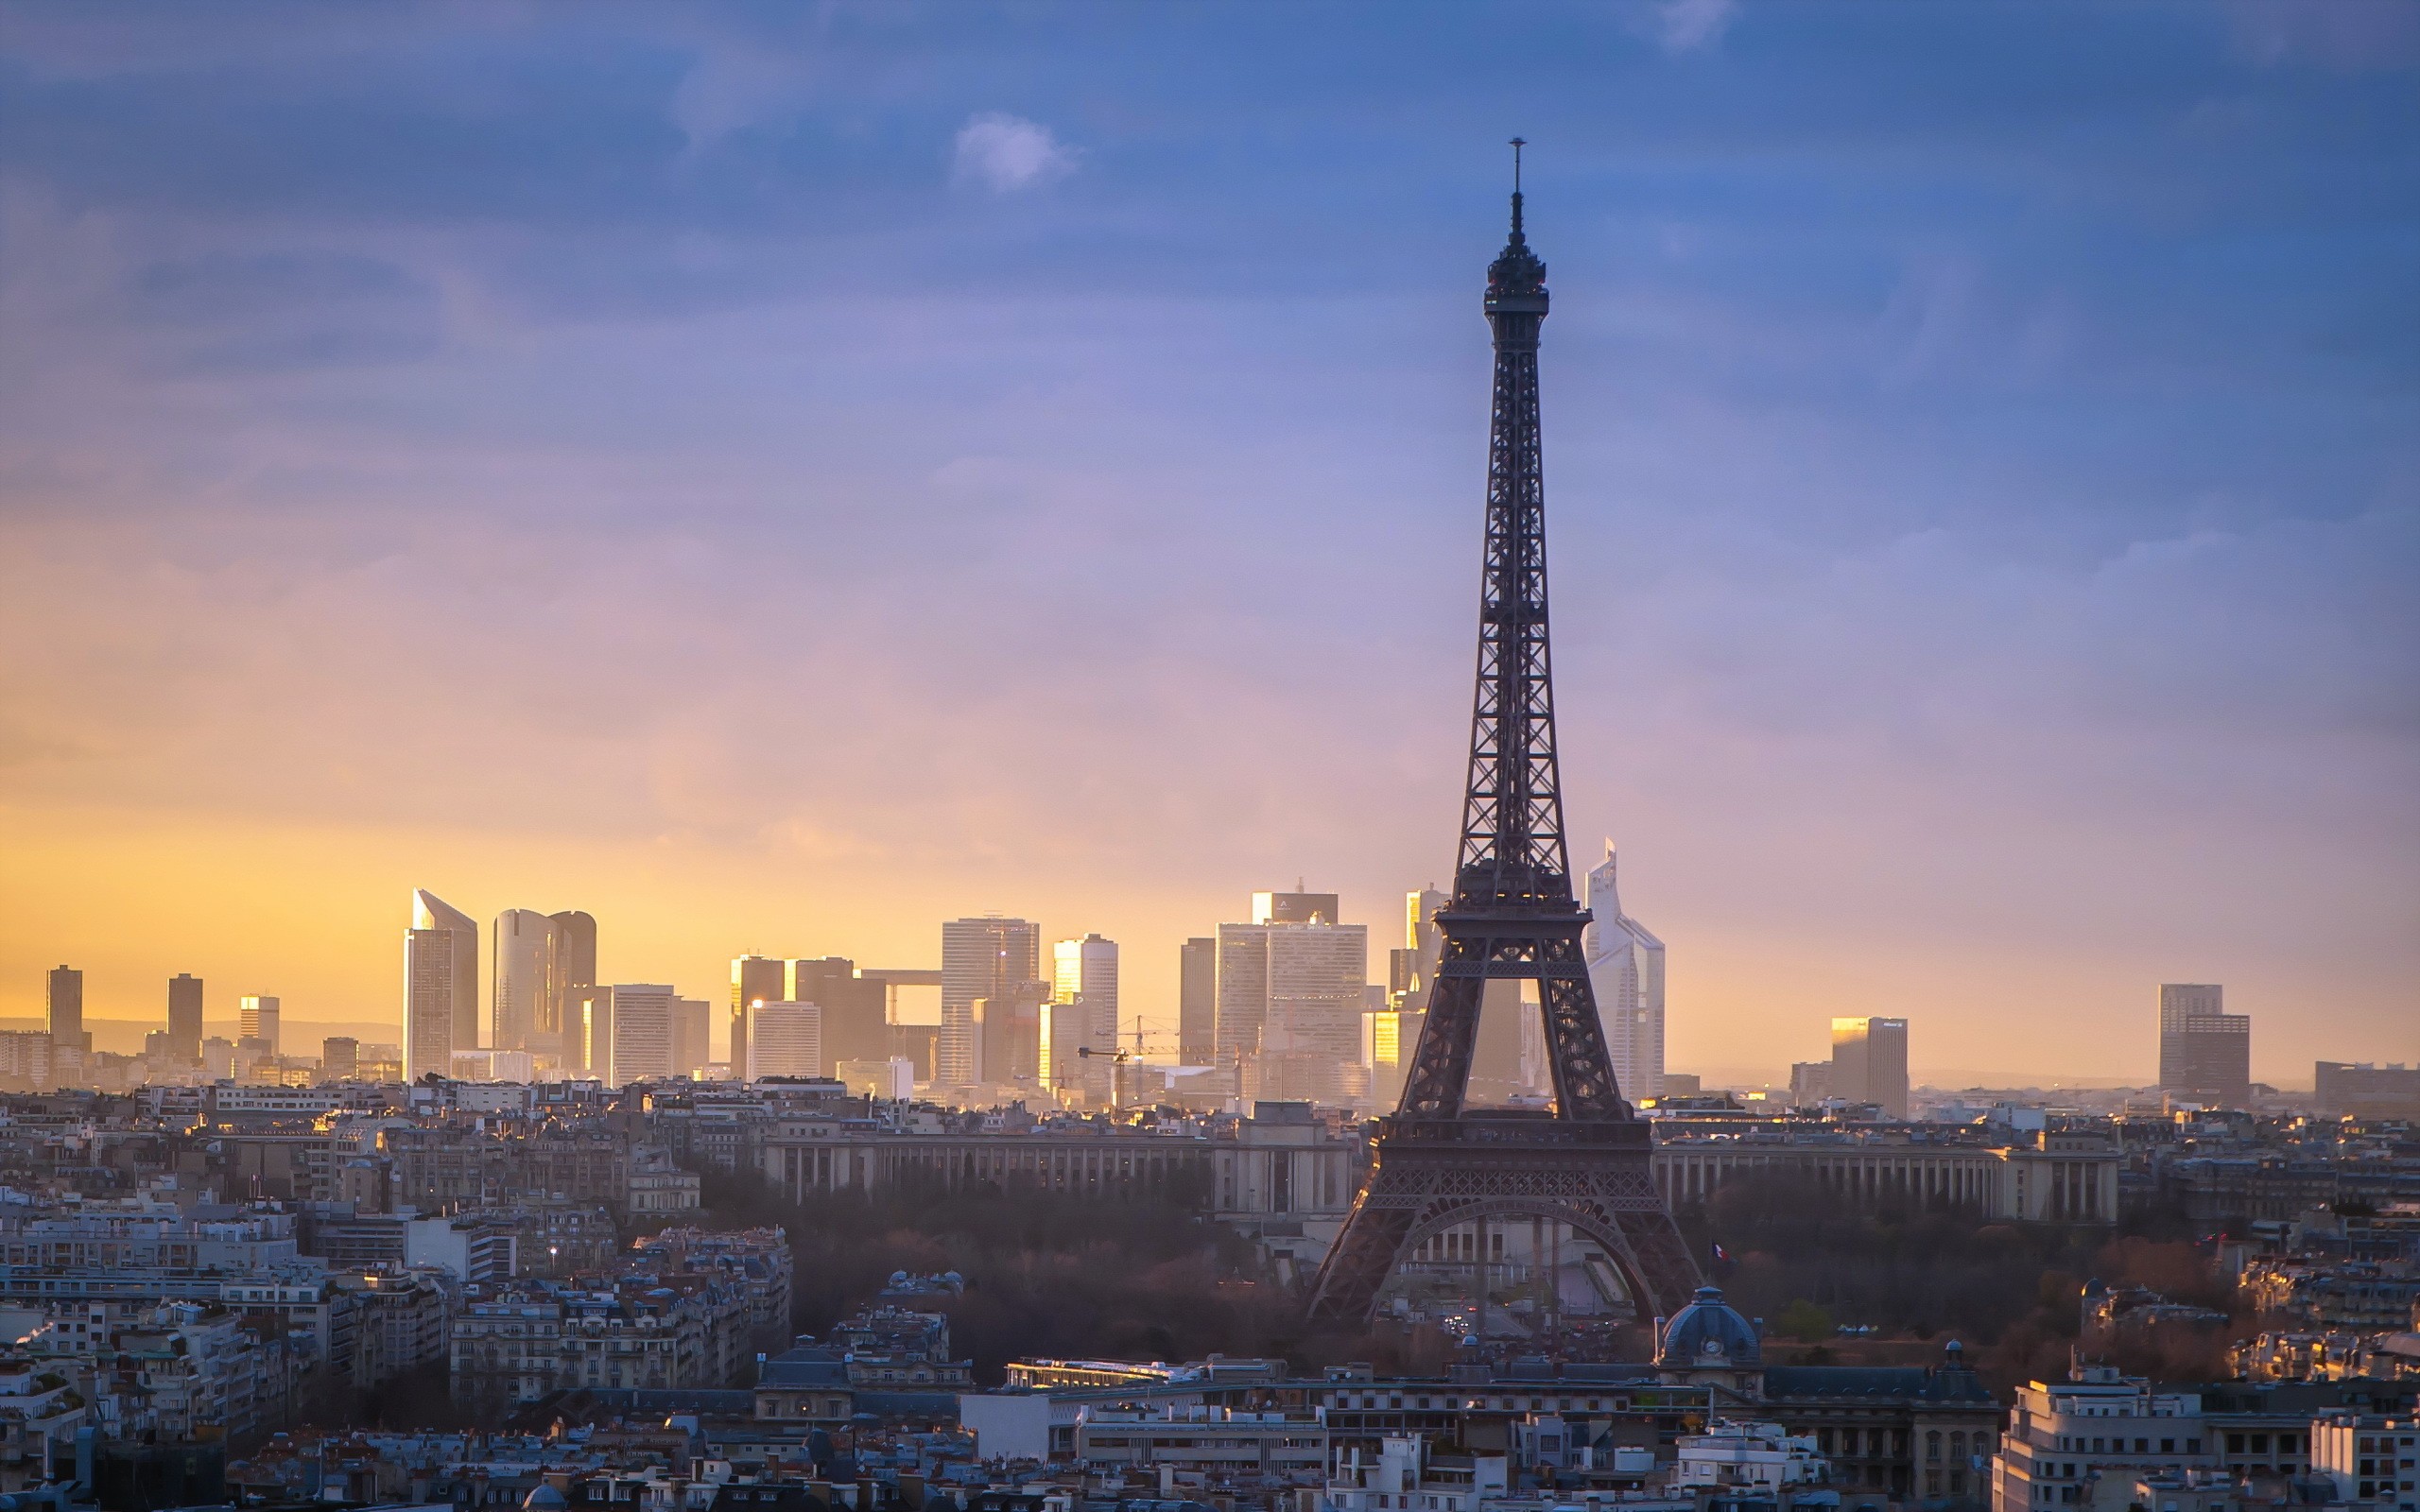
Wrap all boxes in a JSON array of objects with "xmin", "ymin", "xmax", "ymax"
[
  {"xmin": 14, "ymin": 887, "xmax": 2380, "ymax": 1093},
  {"xmin": 3, "ymin": 4, "xmax": 2414, "ymax": 1084}
]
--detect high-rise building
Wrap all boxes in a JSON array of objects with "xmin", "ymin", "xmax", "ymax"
[
  {"xmin": 747, "ymin": 1001, "xmax": 823, "ymax": 1080},
  {"xmin": 45, "ymin": 967, "xmax": 83, "ymax": 1054},
  {"xmin": 1038, "ymin": 995, "xmax": 1086, "ymax": 1093},
  {"xmin": 1254, "ymin": 890, "xmax": 1340, "ymax": 925},
  {"xmin": 493, "ymin": 910, "xmax": 560, "ymax": 1054},
  {"xmin": 1213, "ymin": 923, "xmax": 1270, "ymax": 1071},
  {"xmin": 1789, "ymin": 1060, "xmax": 1831, "ymax": 1108},
  {"xmin": 730, "ymin": 954, "xmax": 787, "ymax": 1081},
  {"xmin": 941, "ymin": 918, "xmax": 1041, "ymax": 1087},
  {"xmin": 405, "ymin": 890, "xmax": 478, "ymax": 1082},
  {"xmin": 2314, "ymin": 1061, "xmax": 2420, "ymax": 1120},
  {"xmin": 603, "ymin": 985, "xmax": 675, "ymax": 1086},
  {"xmin": 975, "ymin": 979, "xmax": 1047, "ymax": 1087},
  {"xmin": 1401, "ymin": 889, "xmax": 1446, "ymax": 1008},
  {"xmin": 322, "ymin": 1037, "xmax": 359, "ymax": 1078},
  {"xmin": 789, "ymin": 958, "xmax": 889, "ymax": 1075},
  {"xmin": 1046, "ymin": 935, "xmax": 1119, "ymax": 1097},
  {"xmin": 548, "ymin": 910, "xmax": 596, "ymax": 1062},
  {"xmin": 239, "ymin": 995, "xmax": 282, "ymax": 1055},
  {"xmin": 2158, "ymin": 984, "xmax": 2251, "ymax": 1108},
  {"xmin": 1362, "ymin": 1006, "xmax": 1422, "ymax": 1111},
  {"xmin": 1830, "ymin": 1017, "xmax": 1910, "ymax": 1119},
  {"xmin": 1216, "ymin": 894, "xmax": 1368, "ymax": 1105},
  {"xmin": 669, "ymin": 996, "xmax": 711, "ymax": 1077},
  {"xmin": 166, "ymin": 973, "xmax": 203, "ymax": 1062},
  {"xmin": 1179, "ymin": 937, "xmax": 1218, "ymax": 1066},
  {"xmin": 1582, "ymin": 844, "xmax": 1665, "ymax": 1102},
  {"xmin": 565, "ymin": 984, "xmax": 611, "ymax": 1078}
]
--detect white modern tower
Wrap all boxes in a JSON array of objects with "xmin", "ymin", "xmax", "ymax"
[
  {"xmin": 1582, "ymin": 843, "xmax": 1666, "ymax": 1103},
  {"xmin": 405, "ymin": 890, "xmax": 478, "ymax": 1082},
  {"xmin": 603, "ymin": 984, "xmax": 676, "ymax": 1085},
  {"xmin": 747, "ymin": 1001, "xmax": 823, "ymax": 1080}
]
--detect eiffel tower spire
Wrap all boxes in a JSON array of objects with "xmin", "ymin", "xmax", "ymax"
[
  {"xmin": 1305, "ymin": 152, "xmax": 1700, "ymax": 1325},
  {"xmin": 1461, "ymin": 136, "xmax": 1564, "ymax": 916},
  {"xmin": 1391, "ymin": 146, "xmax": 1626, "ymax": 1123}
]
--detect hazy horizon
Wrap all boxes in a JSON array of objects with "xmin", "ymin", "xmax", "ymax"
[{"xmin": 4, "ymin": 3, "xmax": 2414, "ymax": 1084}]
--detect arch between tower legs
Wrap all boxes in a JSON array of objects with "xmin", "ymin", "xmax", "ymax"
[
  {"xmin": 1394, "ymin": 1196, "xmax": 1648, "ymax": 1311},
  {"xmin": 1310, "ymin": 1143, "xmax": 1701, "ymax": 1324}
]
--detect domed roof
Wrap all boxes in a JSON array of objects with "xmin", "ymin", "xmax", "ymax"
[
  {"xmin": 524, "ymin": 1485, "xmax": 569, "ymax": 1512},
  {"xmin": 1656, "ymin": 1285, "xmax": 1762, "ymax": 1369}
]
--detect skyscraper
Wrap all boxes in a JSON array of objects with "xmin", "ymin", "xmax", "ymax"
[
  {"xmin": 549, "ymin": 910, "xmax": 597, "ymax": 1068},
  {"xmin": 550, "ymin": 910, "xmax": 597, "ymax": 986},
  {"xmin": 405, "ymin": 890, "xmax": 477, "ymax": 1082},
  {"xmin": 603, "ymin": 985, "xmax": 675, "ymax": 1085},
  {"xmin": 1215, "ymin": 892, "xmax": 1368, "ymax": 1104},
  {"xmin": 730, "ymin": 954, "xmax": 786, "ymax": 1078},
  {"xmin": 239, "ymin": 995, "xmax": 281, "ymax": 1055},
  {"xmin": 323, "ymin": 1037, "xmax": 358, "ymax": 1078},
  {"xmin": 1830, "ymin": 1017, "xmax": 1910, "ymax": 1119},
  {"xmin": 789, "ymin": 958, "xmax": 889, "ymax": 1074},
  {"xmin": 45, "ymin": 966, "xmax": 83, "ymax": 1054},
  {"xmin": 1179, "ymin": 937, "xmax": 1217, "ymax": 1066},
  {"xmin": 941, "ymin": 918, "xmax": 1041, "ymax": 1087},
  {"xmin": 975, "ymin": 979, "xmax": 1047, "ymax": 1086},
  {"xmin": 671, "ymin": 996, "xmax": 711, "ymax": 1078},
  {"xmin": 2158, "ymin": 984, "xmax": 2251, "ymax": 1107},
  {"xmin": 1392, "ymin": 887, "xmax": 1448, "ymax": 1015},
  {"xmin": 565, "ymin": 984, "xmax": 611, "ymax": 1078},
  {"xmin": 493, "ymin": 909, "xmax": 560, "ymax": 1054},
  {"xmin": 1582, "ymin": 844, "xmax": 1665, "ymax": 1102},
  {"xmin": 747, "ymin": 1001, "xmax": 822, "ymax": 1080},
  {"xmin": 1050, "ymin": 934, "xmax": 1119, "ymax": 1096},
  {"xmin": 166, "ymin": 973, "xmax": 203, "ymax": 1062},
  {"xmin": 1038, "ymin": 996, "xmax": 1089, "ymax": 1094},
  {"xmin": 1362, "ymin": 1005, "xmax": 1421, "ymax": 1110}
]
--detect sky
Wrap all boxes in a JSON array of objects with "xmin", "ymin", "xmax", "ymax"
[{"xmin": 1, "ymin": 1, "xmax": 2414, "ymax": 1086}]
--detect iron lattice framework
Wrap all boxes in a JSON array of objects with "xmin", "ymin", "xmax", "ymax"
[{"xmin": 1305, "ymin": 158, "xmax": 1701, "ymax": 1325}]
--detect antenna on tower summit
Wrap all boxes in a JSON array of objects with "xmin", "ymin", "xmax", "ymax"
[{"xmin": 1510, "ymin": 137, "xmax": 1527, "ymax": 233}]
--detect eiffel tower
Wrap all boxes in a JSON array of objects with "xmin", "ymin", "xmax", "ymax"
[{"xmin": 1305, "ymin": 146, "xmax": 1702, "ymax": 1325}]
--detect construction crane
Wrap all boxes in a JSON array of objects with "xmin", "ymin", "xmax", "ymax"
[
  {"xmin": 1076, "ymin": 1033, "xmax": 1213, "ymax": 1110},
  {"xmin": 1075, "ymin": 1045, "xmax": 1139, "ymax": 1109}
]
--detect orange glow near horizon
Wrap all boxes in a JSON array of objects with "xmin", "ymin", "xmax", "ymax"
[{"xmin": 7, "ymin": 796, "xmax": 2406, "ymax": 1089}]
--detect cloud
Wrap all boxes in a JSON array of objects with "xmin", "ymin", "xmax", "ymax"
[
  {"xmin": 1658, "ymin": 0, "xmax": 1737, "ymax": 55},
  {"xmin": 950, "ymin": 112, "xmax": 1078, "ymax": 194}
]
